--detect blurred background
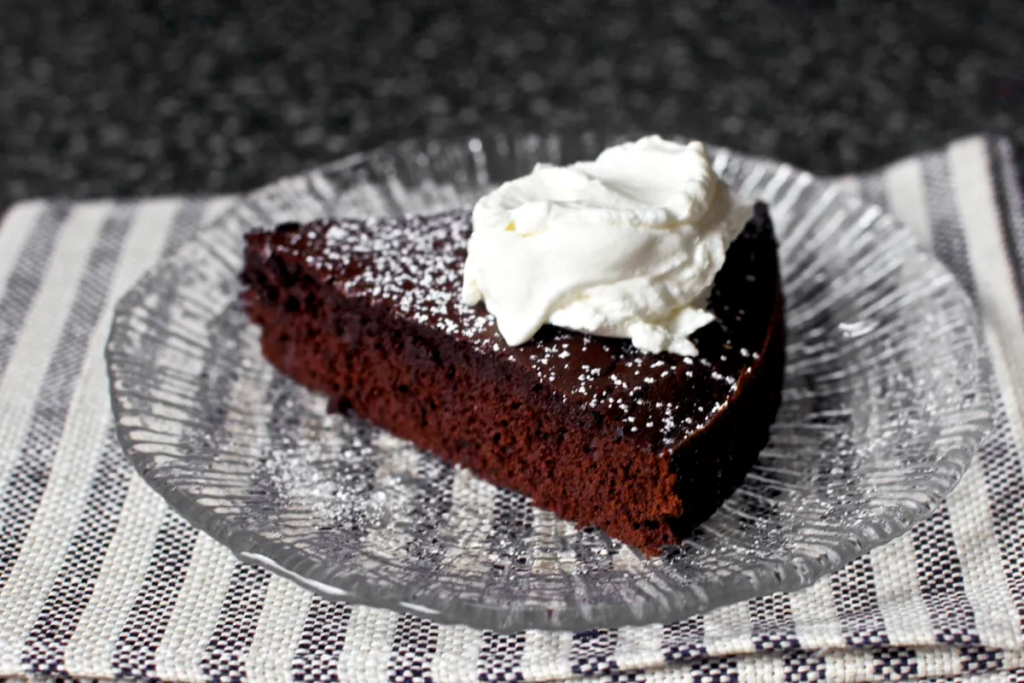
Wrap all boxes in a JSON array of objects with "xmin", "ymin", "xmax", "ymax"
[{"xmin": 2, "ymin": 0, "xmax": 1022, "ymax": 209}]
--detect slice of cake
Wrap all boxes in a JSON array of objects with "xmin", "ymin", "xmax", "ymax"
[{"xmin": 240, "ymin": 137, "xmax": 784, "ymax": 555}]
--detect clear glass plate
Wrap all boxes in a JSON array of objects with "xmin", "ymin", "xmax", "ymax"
[{"xmin": 106, "ymin": 133, "xmax": 993, "ymax": 632}]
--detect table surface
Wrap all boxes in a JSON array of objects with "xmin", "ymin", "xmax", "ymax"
[{"xmin": 2, "ymin": 0, "xmax": 1022, "ymax": 211}]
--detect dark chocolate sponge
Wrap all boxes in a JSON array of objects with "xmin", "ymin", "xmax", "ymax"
[{"xmin": 240, "ymin": 204, "xmax": 784, "ymax": 555}]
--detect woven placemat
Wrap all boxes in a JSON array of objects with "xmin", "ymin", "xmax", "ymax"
[{"xmin": 1, "ymin": 135, "xmax": 1023, "ymax": 682}]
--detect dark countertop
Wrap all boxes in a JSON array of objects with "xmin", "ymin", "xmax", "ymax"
[{"xmin": 2, "ymin": 0, "xmax": 1022, "ymax": 209}]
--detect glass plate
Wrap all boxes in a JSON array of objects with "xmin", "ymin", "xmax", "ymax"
[{"xmin": 106, "ymin": 133, "xmax": 993, "ymax": 632}]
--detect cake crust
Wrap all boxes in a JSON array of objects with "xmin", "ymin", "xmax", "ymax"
[{"xmin": 240, "ymin": 205, "xmax": 784, "ymax": 554}]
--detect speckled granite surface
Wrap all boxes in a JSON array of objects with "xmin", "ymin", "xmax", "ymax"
[{"xmin": 2, "ymin": 0, "xmax": 1021, "ymax": 209}]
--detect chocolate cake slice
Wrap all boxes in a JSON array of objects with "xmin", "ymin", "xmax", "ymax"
[{"xmin": 240, "ymin": 204, "xmax": 784, "ymax": 555}]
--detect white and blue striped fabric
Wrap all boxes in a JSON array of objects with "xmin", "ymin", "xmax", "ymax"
[{"xmin": 0, "ymin": 135, "xmax": 1023, "ymax": 683}]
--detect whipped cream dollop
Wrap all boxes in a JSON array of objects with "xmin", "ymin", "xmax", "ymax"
[{"xmin": 461, "ymin": 136, "xmax": 752, "ymax": 356}]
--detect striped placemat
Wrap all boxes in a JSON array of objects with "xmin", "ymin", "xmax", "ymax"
[{"xmin": 0, "ymin": 135, "xmax": 1022, "ymax": 683}]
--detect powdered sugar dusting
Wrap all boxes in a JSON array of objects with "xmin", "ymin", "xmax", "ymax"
[{"xmin": 256, "ymin": 209, "xmax": 776, "ymax": 451}]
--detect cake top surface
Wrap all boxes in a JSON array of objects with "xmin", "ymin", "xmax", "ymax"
[{"xmin": 249, "ymin": 207, "xmax": 779, "ymax": 452}]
